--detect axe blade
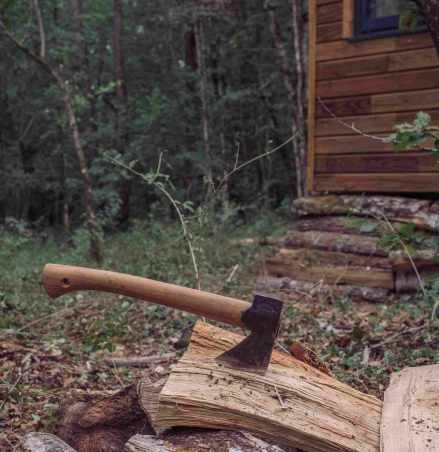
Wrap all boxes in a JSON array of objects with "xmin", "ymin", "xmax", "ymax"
[{"xmin": 216, "ymin": 293, "xmax": 283, "ymax": 375}]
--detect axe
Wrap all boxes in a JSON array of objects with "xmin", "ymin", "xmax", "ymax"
[{"xmin": 41, "ymin": 264, "xmax": 283, "ymax": 374}]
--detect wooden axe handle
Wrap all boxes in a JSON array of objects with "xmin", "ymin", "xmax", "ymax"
[{"xmin": 42, "ymin": 264, "xmax": 249, "ymax": 327}]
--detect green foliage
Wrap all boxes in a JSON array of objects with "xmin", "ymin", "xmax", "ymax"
[
  {"xmin": 389, "ymin": 112, "xmax": 439, "ymax": 156},
  {"xmin": 0, "ymin": 0, "xmax": 296, "ymax": 230}
]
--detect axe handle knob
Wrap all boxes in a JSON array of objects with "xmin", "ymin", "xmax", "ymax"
[{"xmin": 42, "ymin": 264, "xmax": 249, "ymax": 327}]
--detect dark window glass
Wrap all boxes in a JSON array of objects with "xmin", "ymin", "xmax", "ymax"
[{"xmin": 356, "ymin": 0, "xmax": 424, "ymax": 38}]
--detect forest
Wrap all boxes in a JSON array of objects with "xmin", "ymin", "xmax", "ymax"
[{"xmin": 2, "ymin": 1, "xmax": 439, "ymax": 451}]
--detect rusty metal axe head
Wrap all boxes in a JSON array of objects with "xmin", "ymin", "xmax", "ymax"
[{"xmin": 215, "ymin": 293, "xmax": 283, "ymax": 374}]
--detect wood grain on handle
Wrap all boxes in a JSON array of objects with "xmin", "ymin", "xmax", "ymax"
[{"xmin": 42, "ymin": 264, "xmax": 249, "ymax": 327}]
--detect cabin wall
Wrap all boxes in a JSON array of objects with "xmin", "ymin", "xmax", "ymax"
[{"xmin": 308, "ymin": 0, "xmax": 439, "ymax": 193}]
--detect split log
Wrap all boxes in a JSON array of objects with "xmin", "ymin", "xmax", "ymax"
[
  {"xmin": 293, "ymin": 196, "xmax": 439, "ymax": 233},
  {"xmin": 23, "ymin": 433, "xmax": 77, "ymax": 452},
  {"xmin": 266, "ymin": 255, "xmax": 393, "ymax": 289},
  {"xmin": 277, "ymin": 248, "xmax": 391, "ymax": 269},
  {"xmin": 143, "ymin": 321, "xmax": 382, "ymax": 452},
  {"xmin": 284, "ymin": 231, "xmax": 388, "ymax": 257},
  {"xmin": 255, "ymin": 276, "xmax": 392, "ymax": 303},
  {"xmin": 125, "ymin": 432, "xmax": 286, "ymax": 452},
  {"xmin": 380, "ymin": 364, "xmax": 439, "ymax": 452}
]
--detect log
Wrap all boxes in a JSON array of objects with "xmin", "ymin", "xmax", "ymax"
[
  {"xmin": 389, "ymin": 249, "xmax": 439, "ymax": 271},
  {"xmin": 295, "ymin": 216, "xmax": 404, "ymax": 237},
  {"xmin": 277, "ymin": 248, "xmax": 391, "ymax": 269},
  {"xmin": 23, "ymin": 433, "xmax": 77, "ymax": 452},
  {"xmin": 125, "ymin": 432, "xmax": 286, "ymax": 452},
  {"xmin": 255, "ymin": 276, "xmax": 392, "ymax": 303},
  {"xmin": 144, "ymin": 321, "xmax": 382, "ymax": 452},
  {"xmin": 266, "ymin": 255, "xmax": 393, "ymax": 289},
  {"xmin": 284, "ymin": 231, "xmax": 388, "ymax": 257},
  {"xmin": 57, "ymin": 385, "xmax": 150, "ymax": 452},
  {"xmin": 293, "ymin": 196, "xmax": 439, "ymax": 233},
  {"xmin": 380, "ymin": 364, "xmax": 439, "ymax": 452}
]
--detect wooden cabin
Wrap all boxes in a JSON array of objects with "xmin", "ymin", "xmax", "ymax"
[
  {"xmin": 263, "ymin": 1, "xmax": 439, "ymax": 300},
  {"xmin": 307, "ymin": 0, "xmax": 439, "ymax": 193}
]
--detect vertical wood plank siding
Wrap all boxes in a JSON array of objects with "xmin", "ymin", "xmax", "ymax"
[{"xmin": 309, "ymin": 0, "xmax": 439, "ymax": 192}]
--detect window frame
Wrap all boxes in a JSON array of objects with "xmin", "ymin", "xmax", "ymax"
[{"xmin": 353, "ymin": 0, "xmax": 425, "ymax": 40}]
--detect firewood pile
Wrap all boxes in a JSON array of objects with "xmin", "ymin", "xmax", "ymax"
[{"xmin": 261, "ymin": 195, "xmax": 439, "ymax": 301}]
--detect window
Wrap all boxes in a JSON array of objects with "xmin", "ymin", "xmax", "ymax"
[{"xmin": 355, "ymin": 0, "xmax": 424, "ymax": 38}]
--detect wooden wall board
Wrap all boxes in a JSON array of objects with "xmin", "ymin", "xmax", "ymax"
[
  {"xmin": 317, "ymin": 47, "xmax": 439, "ymax": 81},
  {"xmin": 317, "ymin": 33, "xmax": 433, "ymax": 62},
  {"xmin": 318, "ymin": 47, "xmax": 439, "ymax": 81},
  {"xmin": 317, "ymin": 0, "xmax": 339, "ymax": 5},
  {"xmin": 314, "ymin": 173, "xmax": 439, "ymax": 192},
  {"xmin": 317, "ymin": 68, "xmax": 439, "ymax": 98},
  {"xmin": 380, "ymin": 365, "xmax": 439, "ymax": 452},
  {"xmin": 316, "ymin": 134, "xmax": 393, "ymax": 154},
  {"xmin": 317, "ymin": 21, "xmax": 342, "ymax": 43},
  {"xmin": 316, "ymin": 110, "xmax": 439, "ymax": 136},
  {"xmin": 316, "ymin": 89, "xmax": 439, "ymax": 118},
  {"xmin": 317, "ymin": 2, "xmax": 342, "ymax": 25},
  {"xmin": 315, "ymin": 153, "xmax": 439, "ymax": 173}
]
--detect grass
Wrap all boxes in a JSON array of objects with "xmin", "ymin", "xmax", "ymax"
[{"xmin": 1, "ymin": 211, "xmax": 439, "ymax": 450}]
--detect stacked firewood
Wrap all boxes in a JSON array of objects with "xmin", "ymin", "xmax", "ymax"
[{"xmin": 263, "ymin": 195, "xmax": 439, "ymax": 301}]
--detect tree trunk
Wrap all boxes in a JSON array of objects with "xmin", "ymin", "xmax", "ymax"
[
  {"xmin": 417, "ymin": 0, "xmax": 439, "ymax": 56},
  {"xmin": 195, "ymin": 16, "xmax": 214, "ymax": 191},
  {"xmin": 112, "ymin": 0, "xmax": 131, "ymax": 225},
  {"xmin": 269, "ymin": 9, "xmax": 304, "ymax": 198},
  {"xmin": 144, "ymin": 321, "xmax": 382, "ymax": 452},
  {"xmin": 291, "ymin": 0, "xmax": 307, "ymax": 195},
  {"xmin": 0, "ymin": 19, "xmax": 104, "ymax": 263}
]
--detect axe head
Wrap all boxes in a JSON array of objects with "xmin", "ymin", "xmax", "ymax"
[{"xmin": 216, "ymin": 293, "xmax": 283, "ymax": 375}]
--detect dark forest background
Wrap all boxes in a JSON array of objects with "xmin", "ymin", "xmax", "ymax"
[{"xmin": 0, "ymin": 0, "xmax": 307, "ymax": 251}]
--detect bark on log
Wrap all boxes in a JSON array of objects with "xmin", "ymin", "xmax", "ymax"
[
  {"xmin": 57, "ymin": 385, "xmax": 151, "ymax": 452},
  {"xmin": 266, "ymin": 254, "xmax": 393, "ymax": 289},
  {"xmin": 125, "ymin": 432, "xmax": 286, "ymax": 452},
  {"xmin": 295, "ymin": 216, "xmax": 403, "ymax": 238},
  {"xmin": 266, "ymin": 248, "xmax": 393, "ymax": 289},
  {"xmin": 284, "ymin": 231, "xmax": 388, "ymax": 257},
  {"xmin": 380, "ymin": 364, "xmax": 439, "ymax": 452},
  {"xmin": 23, "ymin": 433, "xmax": 77, "ymax": 452},
  {"xmin": 277, "ymin": 248, "xmax": 391, "ymax": 269},
  {"xmin": 293, "ymin": 196, "xmax": 439, "ymax": 233},
  {"xmin": 144, "ymin": 321, "xmax": 382, "ymax": 452},
  {"xmin": 389, "ymin": 249, "xmax": 439, "ymax": 271},
  {"xmin": 255, "ymin": 276, "xmax": 392, "ymax": 303}
]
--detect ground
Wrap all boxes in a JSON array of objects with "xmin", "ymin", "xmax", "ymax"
[{"xmin": 1, "ymin": 214, "xmax": 439, "ymax": 451}]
